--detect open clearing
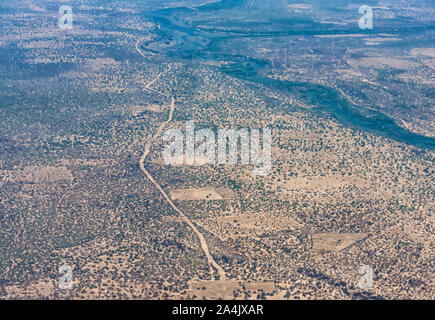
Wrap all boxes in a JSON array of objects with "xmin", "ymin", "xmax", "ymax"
[
  {"xmin": 410, "ymin": 48, "xmax": 435, "ymax": 58},
  {"xmin": 1, "ymin": 166, "xmax": 73, "ymax": 183},
  {"xmin": 311, "ymin": 233, "xmax": 368, "ymax": 252},
  {"xmin": 170, "ymin": 187, "xmax": 227, "ymax": 200},
  {"xmin": 131, "ymin": 104, "xmax": 164, "ymax": 116},
  {"xmin": 188, "ymin": 280, "xmax": 277, "ymax": 299},
  {"xmin": 195, "ymin": 212, "xmax": 302, "ymax": 241},
  {"xmin": 350, "ymin": 57, "xmax": 419, "ymax": 69}
]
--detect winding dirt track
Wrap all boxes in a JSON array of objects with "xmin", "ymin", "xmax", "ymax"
[{"xmin": 137, "ymin": 43, "xmax": 226, "ymax": 280}]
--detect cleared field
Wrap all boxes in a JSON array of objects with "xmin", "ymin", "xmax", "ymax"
[
  {"xmin": 131, "ymin": 104, "xmax": 164, "ymax": 116},
  {"xmin": 170, "ymin": 187, "xmax": 227, "ymax": 200},
  {"xmin": 349, "ymin": 57, "xmax": 419, "ymax": 69},
  {"xmin": 162, "ymin": 216, "xmax": 187, "ymax": 223},
  {"xmin": 1, "ymin": 166, "xmax": 73, "ymax": 183},
  {"xmin": 281, "ymin": 176, "xmax": 367, "ymax": 190},
  {"xmin": 188, "ymin": 280, "xmax": 277, "ymax": 300},
  {"xmin": 214, "ymin": 186, "xmax": 236, "ymax": 199},
  {"xmin": 410, "ymin": 48, "xmax": 435, "ymax": 58},
  {"xmin": 195, "ymin": 212, "xmax": 302, "ymax": 241},
  {"xmin": 311, "ymin": 233, "xmax": 368, "ymax": 252}
]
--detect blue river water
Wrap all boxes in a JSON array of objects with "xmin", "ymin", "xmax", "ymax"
[{"xmin": 144, "ymin": 0, "xmax": 434, "ymax": 150}]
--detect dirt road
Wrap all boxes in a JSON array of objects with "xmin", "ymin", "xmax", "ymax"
[{"xmin": 136, "ymin": 53, "xmax": 226, "ymax": 280}]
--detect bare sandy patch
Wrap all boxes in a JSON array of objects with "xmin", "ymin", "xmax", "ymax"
[
  {"xmin": 2, "ymin": 166, "xmax": 73, "ymax": 183},
  {"xmin": 195, "ymin": 211, "xmax": 302, "ymax": 241},
  {"xmin": 162, "ymin": 216, "xmax": 186, "ymax": 223},
  {"xmin": 410, "ymin": 48, "xmax": 435, "ymax": 58},
  {"xmin": 21, "ymin": 40, "xmax": 57, "ymax": 49},
  {"xmin": 87, "ymin": 58, "xmax": 120, "ymax": 69},
  {"xmin": 281, "ymin": 176, "xmax": 367, "ymax": 191},
  {"xmin": 214, "ymin": 186, "xmax": 236, "ymax": 199},
  {"xmin": 311, "ymin": 233, "xmax": 368, "ymax": 252},
  {"xmin": 188, "ymin": 280, "xmax": 277, "ymax": 299},
  {"xmin": 60, "ymin": 158, "xmax": 114, "ymax": 167},
  {"xmin": 396, "ymin": 73, "xmax": 435, "ymax": 85},
  {"xmin": 170, "ymin": 187, "xmax": 223, "ymax": 200},
  {"xmin": 5, "ymin": 279, "xmax": 58, "ymax": 299},
  {"xmin": 131, "ymin": 104, "xmax": 164, "ymax": 116},
  {"xmin": 356, "ymin": 57, "xmax": 419, "ymax": 69}
]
